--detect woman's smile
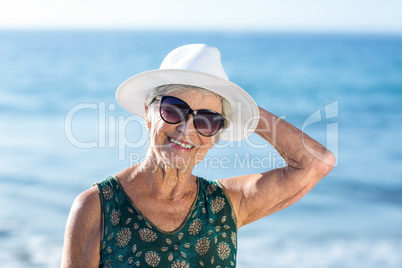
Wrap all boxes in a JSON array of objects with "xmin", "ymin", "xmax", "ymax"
[{"xmin": 167, "ymin": 136, "xmax": 195, "ymax": 150}]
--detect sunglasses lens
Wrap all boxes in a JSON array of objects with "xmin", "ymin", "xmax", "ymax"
[
  {"xmin": 160, "ymin": 96, "xmax": 189, "ymax": 124},
  {"xmin": 194, "ymin": 110, "xmax": 224, "ymax": 136},
  {"xmin": 160, "ymin": 96, "xmax": 224, "ymax": 137}
]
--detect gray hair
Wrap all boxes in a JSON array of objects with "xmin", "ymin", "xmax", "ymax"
[{"xmin": 145, "ymin": 84, "xmax": 232, "ymax": 141}]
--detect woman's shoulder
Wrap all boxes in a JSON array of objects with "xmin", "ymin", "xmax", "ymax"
[
  {"xmin": 61, "ymin": 185, "xmax": 103, "ymax": 267},
  {"xmin": 68, "ymin": 176, "xmax": 117, "ymax": 227},
  {"xmin": 71, "ymin": 185, "xmax": 102, "ymax": 222}
]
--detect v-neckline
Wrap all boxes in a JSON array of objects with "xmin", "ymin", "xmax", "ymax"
[{"xmin": 112, "ymin": 175, "xmax": 201, "ymax": 235}]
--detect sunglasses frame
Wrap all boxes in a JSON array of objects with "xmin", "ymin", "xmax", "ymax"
[{"xmin": 157, "ymin": 95, "xmax": 225, "ymax": 137}]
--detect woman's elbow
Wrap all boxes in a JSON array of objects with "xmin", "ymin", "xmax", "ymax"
[{"xmin": 313, "ymin": 149, "xmax": 336, "ymax": 179}]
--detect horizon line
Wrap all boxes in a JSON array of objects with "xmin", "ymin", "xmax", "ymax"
[{"xmin": 1, "ymin": 26, "xmax": 402, "ymax": 36}]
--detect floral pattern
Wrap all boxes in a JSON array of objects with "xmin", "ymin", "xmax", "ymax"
[
  {"xmin": 206, "ymin": 183, "xmax": 217, "ymax": 195},
  {"xmin": 210, "ymin": 197, "xmax": 225, "ymax": 214},
  {"xmin": 102, "ymin": 185, "xmax": 114, "ymax": 200},
  {"xmin": 171, "ymin": 260, "xmax": 190, "ymax": 268},
  {"xmin": 144, "ymin": 251, "xmax": 161, "ymax": 267},
  {"xmin": 178, "ymin": 233, "xmax": 184, "ymax": 240},
  {"xmin": 231, "ymin": 232, "xmax": 237, "ymax": 249},
  {"xmin": 195, "ymin": 237, "xmax": 210, "ymax": 256},
  {"xmin": 139, "ymin": 228, "xmax": 158, "ymax": 242},
  {"xmin": 103, "ymin": 259, "xmax": 112, "ymax": 268},
  {"xmin": 187, "ymin": 219, "xmax": 202, "ymax": 235},
  {"xmin": 217, "ymin": 242, "xmax": 231, "ymax": 260},
  {"xmin": 168, "ymin": 253, "xmax": 173, "ymax": 262},
  {"xmin": 116, "ymin": 228, "xmax": 131, "ymax": 248},
  {"xmin": 110, "ymin": 209, "xmax": 121, "ymax": 226}
]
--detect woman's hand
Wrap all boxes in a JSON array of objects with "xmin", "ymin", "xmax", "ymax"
[{"xmin": 219, "ymin": 106, "xmax": 336, "ymax": 227}]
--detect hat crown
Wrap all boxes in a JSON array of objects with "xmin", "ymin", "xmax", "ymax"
[{"xmin": 159, "ymin": 44, "xmax": 229, "ymax": 81}]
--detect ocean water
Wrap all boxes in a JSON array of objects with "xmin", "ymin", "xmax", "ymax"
[{"xmin": 0, "ymin": 30, "xmax": 401, "ymax": 267}]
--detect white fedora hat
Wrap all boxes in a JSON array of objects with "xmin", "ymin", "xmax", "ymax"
[{"xmin": 116, "ymin": 44, "xmax": 259, "ymax": 141}]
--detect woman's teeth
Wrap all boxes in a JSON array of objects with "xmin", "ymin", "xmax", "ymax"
[{"xmin": 169, "ymin": 138, "xmax": 194, "ymax": 149}]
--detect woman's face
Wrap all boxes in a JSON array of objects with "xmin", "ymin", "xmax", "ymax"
[{"xmin": 146, "ymin": 89, "xmax": 223, "ymax": 171}]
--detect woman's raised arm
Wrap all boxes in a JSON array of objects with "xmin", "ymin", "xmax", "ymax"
[{"xmin": 219, "ymin": 106, "xmax": 336, "ymax": 228}]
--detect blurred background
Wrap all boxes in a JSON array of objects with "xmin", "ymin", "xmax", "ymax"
[{"xmin": 1, "ymin": 1, "xmax": 402, "ymax": 267}]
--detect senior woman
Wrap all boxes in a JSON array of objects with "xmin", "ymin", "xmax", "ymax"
[{"xmin": 61, "ymin": 44, "xmax": 335, "ymax": 267}]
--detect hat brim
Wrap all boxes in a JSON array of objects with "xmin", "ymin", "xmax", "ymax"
[{"xmin": 116, "ymin": 69, "xmax": 259, "ymax": 141}]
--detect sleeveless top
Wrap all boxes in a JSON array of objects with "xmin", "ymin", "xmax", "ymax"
[{"xmin": 95, "ymin": 176, "xmax": 238, "ymax": 268}]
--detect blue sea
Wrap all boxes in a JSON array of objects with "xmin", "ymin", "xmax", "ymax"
[{"xmin": 0, "ymin": 30, "xmax": 401, "ymax": 267}]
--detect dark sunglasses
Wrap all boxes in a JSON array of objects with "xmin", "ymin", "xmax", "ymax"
[{"xmin": 157, "ymin": 95, "xmax": 225, "ymax": 137}]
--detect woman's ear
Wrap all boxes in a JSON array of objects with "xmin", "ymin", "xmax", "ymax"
[{"xmin": 144, "ymin": 104, "xmax": 151, "ymax": 129}]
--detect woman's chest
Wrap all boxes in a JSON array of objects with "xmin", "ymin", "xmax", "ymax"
[
  {"xmin": 97, "ymin": 177, "xmax": 238, "ymax": 267},
  {"xmin": 133, "ymin": 195, "xmax": 197, "ymax": 233},
  {"xmin": 100, "ymin": 204, "xmax": 237, "ymax": 268}
]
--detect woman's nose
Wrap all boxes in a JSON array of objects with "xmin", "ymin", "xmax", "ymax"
[{"xmin": 177, "ymin": 116, "xmax": 196, "ymax": 136}]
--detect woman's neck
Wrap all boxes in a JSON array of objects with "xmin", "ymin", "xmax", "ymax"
[{"xmin": 131, "ymin": 158, "xmax": 197, "ymax": 202}]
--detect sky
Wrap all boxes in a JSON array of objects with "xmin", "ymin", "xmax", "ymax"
[{"xmin": 1, "ymin": 0, "xmax": 402, "ymax": 33}]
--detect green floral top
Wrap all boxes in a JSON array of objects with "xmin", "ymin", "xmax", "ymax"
[{"xmin": 95, "ymin": 176, "xmax": 238, "ymax": 268}]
